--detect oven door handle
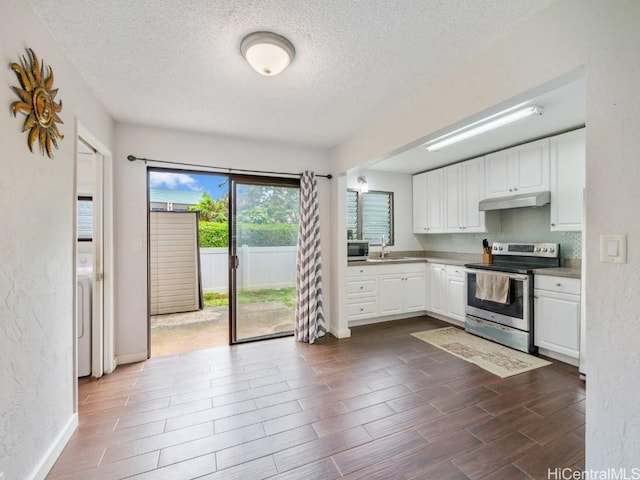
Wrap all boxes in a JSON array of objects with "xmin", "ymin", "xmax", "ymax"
[{"xmin": 463, "ymin": 269, "xmax": 529, "ymax": 282}]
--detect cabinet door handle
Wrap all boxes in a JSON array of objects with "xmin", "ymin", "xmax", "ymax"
[
  {"xmin": 360, "ymin": 286, "xmax": 364, "ymax": 290},
  {"xmin": 556, "ymin": 283, "xmax": 562, "ymax": 287},
  {"xmin": 514, "ymin": 187, "xmax": 518, "ymax": 191},
  {"xmin": 551, "ymin": 223, "xmax": 556, "ymax": 227}
]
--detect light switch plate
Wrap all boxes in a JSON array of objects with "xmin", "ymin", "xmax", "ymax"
[{"xmin": 600, "ymin": 234, "xmax": 627, "ymax": 263}]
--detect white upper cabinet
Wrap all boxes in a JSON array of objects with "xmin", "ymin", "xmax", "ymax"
[
  {"xmin": 485, "ymin": 138, "xmax": 550, "ymax": 198},
  {"xmin": 484, "ymin": 150, "xmax": 511, "ymax": 198},
  {"xmin": 443, "ymin": 157, "xmax": 499, "ymax": 233},
  {"xmin": 412, "ymin": 172, "xmax": 428, "ymax": 233},
  {"xmin": 426, "ymin": 169, "xmax": 444, "ymax": 233},
  {"xmin": 412, "ymin": 169, "xmax": 444, "ymax": 233},
  {"xmin": 462, "ymin": 157, "xmax": 486, "ymax": 231},
  {"xmin": 549, "ymin": 128, "xmax": 585, "ymax": 231},
  {"xmin": 444, "ymin": 163, "xmax": 463, "ymax": 231},
  {"xmin": 414, "ymin": 158, "xmax": 498, "ymax": 234}
]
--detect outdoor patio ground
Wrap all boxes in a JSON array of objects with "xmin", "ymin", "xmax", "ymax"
[{"xmin": 150, "ymin": 302, "xmax": 295, "ymax": 356}]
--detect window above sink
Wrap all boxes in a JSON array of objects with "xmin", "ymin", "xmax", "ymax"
[{"xmin": 347, "ymin": 189, "xmax": 394, "ymax": 246}]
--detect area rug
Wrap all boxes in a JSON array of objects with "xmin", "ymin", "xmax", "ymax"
[{"xmin": 411, "ymin": 327, "xmax": 551, "ymax": 378}]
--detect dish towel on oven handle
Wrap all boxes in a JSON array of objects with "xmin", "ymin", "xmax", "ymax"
[{"xmin": 475, "ymin": 272, "xmax": 510, "ymax": 304}]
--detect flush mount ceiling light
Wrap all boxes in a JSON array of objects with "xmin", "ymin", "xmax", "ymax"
[
  {"xmin": 241, "ymin": 31, "xmax": 295, "ymax": 76},
  {"xmin": 357, "ymin": 176, "xmax": 369, "ymax": 192},
  {"xmin": 425, "ymin": 104, "xmax": 544, "ymax": 152}
]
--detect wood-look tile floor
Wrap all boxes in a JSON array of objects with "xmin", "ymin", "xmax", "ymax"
[{"xmin": 49, "ymin": 317, "xmax": 585, "ymax": 479}]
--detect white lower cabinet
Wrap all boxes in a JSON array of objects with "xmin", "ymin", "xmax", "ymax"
[
  {"xmin": 534, "ymin": 275, "xmax": 581, "ymax": 363},
  {"xmin": 378, "ymin": 274, "xmax": 404, "ymax": 315},
  {"xmin": 428, "ymin": 264, "xmax": 446, "ymax": 315},
  {"xmin": 378, "ymin": 263, "xmax": 428, "ymax": 315},
  {"xmin": 445, "ymin": 265, "xmax": 466, "ymax": 322},
  {"xmin": 347, "ymin": 263, "xmax": 427, "ymax": 323},
  {"xmin": 404, "ymin": 271, "xmax": 429, "ymax": 312},
  {"xmin": 347, "ymin": 265, "xmax": 379, "ymax": 321},
  {"xmin": 428, "ymin": 263, "xmax": 466, "ymax": 324}
]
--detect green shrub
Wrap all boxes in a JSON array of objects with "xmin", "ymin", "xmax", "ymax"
[
  {"xmin": 198, "ymin": 222, "xmax": 298, "ymax": 247},
  {"xmin": 198, "ymin": 222, "xmax": 228, "ymax": 248}
]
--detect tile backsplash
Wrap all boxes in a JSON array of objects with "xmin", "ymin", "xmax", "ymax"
[{"xmin": 416, "ymin": 205, "xmax": 582, "ymax": 258}]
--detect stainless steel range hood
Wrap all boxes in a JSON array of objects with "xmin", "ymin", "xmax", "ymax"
[{"xmin": 479, "ymin": 191, "xmax": 550, "ymax": 211}]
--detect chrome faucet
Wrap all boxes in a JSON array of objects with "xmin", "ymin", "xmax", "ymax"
[{"xmin": 380, "ymin": 234, "xmax": 387, "ymax": 258}]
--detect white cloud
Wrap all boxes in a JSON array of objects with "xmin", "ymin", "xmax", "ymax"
[{"xmin": 149, "ymin": 172, "xmax": 201, "ymax": 190}]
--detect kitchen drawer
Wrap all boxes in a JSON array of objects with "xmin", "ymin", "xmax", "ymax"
[
  {"xmin": 348, "ymin": 265, "xmax": 379, "ymax": 278},
  {"xmin": 377, "ymin": 262, "xmax": 426, "ymax": 275},
  {"xmin": 347, "ymin": 298, "xmax": 377, "ymax": 318},
  {"xmin": 535, "ymin": 275, "xmax": 580, "ymax": 295},
  {"xmin": 445, "ymin": 264, "xmax": 465, "ymax": 279},
  {"xmin": 347, "ymin": 278, "xmax": 378, "ymax": 296}
]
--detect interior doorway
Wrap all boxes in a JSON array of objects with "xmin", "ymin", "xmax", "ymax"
[
  {"xmin": 73, "ymin": 121, "xmax": 114, "ymax": 390},
  {"xmin": 147, "ymin": 168, "xmax": 300, "ymax": 355}
]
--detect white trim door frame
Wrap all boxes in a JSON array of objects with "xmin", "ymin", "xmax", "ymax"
[{"xmin": 76, "ymin": 121, "xmax": 115, "ymax": 377}]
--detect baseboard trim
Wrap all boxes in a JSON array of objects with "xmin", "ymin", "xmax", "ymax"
[
  {"xmin": 537, "ymin": 347, "xmax": 579, "ymax": 367},
  {"xmin": 348, "ymin": 311, "xmax": 426, "ymax": 328},
  {"xmin": 328, "ymin": 325, "xmax": 351, "ymax": 338},
  {"xmin": 30, "ymin": 413, "xmax": 78, "ymax": 480},
  {"xmin": 425, "ymin": 311, "xmax": 465, "ymax": 328},
  {"xmin": 116, "ymin": 351, "xmax": 148, "ymax": 365}
]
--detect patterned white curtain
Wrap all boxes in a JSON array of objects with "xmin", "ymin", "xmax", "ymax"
[{"xmin": 295, "ymin": 171, "xmax": 326, "ymax": 344}]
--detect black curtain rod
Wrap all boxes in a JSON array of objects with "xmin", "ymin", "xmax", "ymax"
[{"xmin": 127, "ymin": 155, "xmax": 332, "ymax": 179}]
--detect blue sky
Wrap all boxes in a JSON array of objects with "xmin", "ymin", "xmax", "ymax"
[{"xmin": 149, "ymin": 171, "xmax": 228, "ymax": 200}]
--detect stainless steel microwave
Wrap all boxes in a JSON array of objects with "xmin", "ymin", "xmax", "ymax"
[{"xmin": 348, "ymin": 240, "xmax": 369, "ymax": 260}]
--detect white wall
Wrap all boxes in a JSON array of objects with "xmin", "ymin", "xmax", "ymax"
[
  {"xmin": 113, "ymin": 123, "xmax": 331, "ymax": 358},
  {"xmin": 346, "ymin": 169, "xmax": 423, "ymax": 254},
  {"xmin": 0, "ymin": 2, "xmax": 114, "ymax": 479},
  {"xmin": 329, "ymin": 0, "xmax": 640, "ymax": 468}
]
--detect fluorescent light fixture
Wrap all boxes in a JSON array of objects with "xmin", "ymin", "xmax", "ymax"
[
  {"xmin": 425, "ymin": 105, "xmax": 544, "ymax": 152},
  {"xmin": 241, "ymin": 31, "xmax": 295, "ymax": 76}
]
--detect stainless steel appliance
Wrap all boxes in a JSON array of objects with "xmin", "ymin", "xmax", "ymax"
[
  {"xmin": 464, "ymin": 242, "xmax": 560, "ymax": 353},
  {"xmin": 347, "ymin": 240, "xmax": 369, "ymax": 261}
]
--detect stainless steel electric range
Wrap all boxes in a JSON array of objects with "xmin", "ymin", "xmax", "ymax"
[{"xmin": 464, "ymin": 242, "xmax": 560, "ymax": 353}]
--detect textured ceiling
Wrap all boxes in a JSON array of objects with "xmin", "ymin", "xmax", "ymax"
[{"xmin": 28, "ymin": 0, "xmax": 552, "ymax": 149}]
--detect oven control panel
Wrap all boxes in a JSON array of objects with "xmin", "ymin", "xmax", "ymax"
[{"xmin": 491, "ymin": 242, "xmax": 560, "ymax": 258}]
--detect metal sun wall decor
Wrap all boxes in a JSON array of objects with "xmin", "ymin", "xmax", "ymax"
[{"xmin": 10, "ymin": 48, "xmax": 64, "ymax": 158}]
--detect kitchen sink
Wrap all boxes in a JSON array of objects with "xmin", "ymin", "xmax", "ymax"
[{"xmin": 365, "ymin": 257, "xmax": 423, "ymax": 263}]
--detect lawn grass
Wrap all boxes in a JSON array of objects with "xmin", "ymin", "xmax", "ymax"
[{"xmin": 203, "ymin": 287, "xmax": 296, "ymax": 308}]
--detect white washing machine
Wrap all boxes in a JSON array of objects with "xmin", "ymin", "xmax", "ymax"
[{"xmin": 77, "ymin": 268, "xmax": 92, "ymax": 377}]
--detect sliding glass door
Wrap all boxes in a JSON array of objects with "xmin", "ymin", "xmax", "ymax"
[{"xmin": 230, "ymin": 176, "xmax": 300, "ymax": 343}]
